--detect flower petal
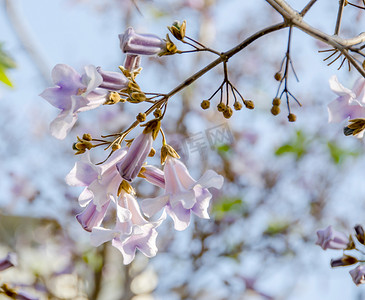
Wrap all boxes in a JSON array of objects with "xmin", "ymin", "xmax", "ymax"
[
  {"xmin": 90, "ymin": 227, "xmax": 118, "ymax": 247},
  {"xmin": 49, "ymin": 109, "xmax": 77, "ymax": 140},
  {"xmin": 167, "ymin": 202, "xmax": 191, "ymax": 231},
  {"xmin": 141, "ymin": 195, "xmax": 169, "ymax": 218},
  {"xmin": 196, "ymin": 170, "xmax": 224, "ymax": 190}
]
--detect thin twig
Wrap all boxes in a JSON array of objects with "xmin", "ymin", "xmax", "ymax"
[
  {"xmin": 334, "ymin": 0, "xmax": 346, "ymax": 35},
  {"xmin": 300, "ymin": 0, "xmax": 318, "ymax": 16}
]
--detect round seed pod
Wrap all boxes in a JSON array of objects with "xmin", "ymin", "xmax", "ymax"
[
  {"xmin": 153, "ymin": 109, "xmax": 162, "ymax": 118},
  {"xmin": 223, "ymin": 106, "xmax": 233, "ymax": 119},
  {"xmin": 201, "ymin": 100, "xmax": 210, "ymax": 110},
  {"xmin": 274, "ymin": 72, "xmax": 282, "ymax": 81},
  {"xmin": 217, "ymin": 103, "xmax": 226, "ymax": 112},
  {"xmin": 137, "ymin": 112, "xmax": 146, "ymax": 122},
  {"xmin": 233, "ymin": 101, "xmax": 243, "ymax": 111},
  {"xmin": 271, "ymin": 105, "xmax": 280, "ymax": 116},
  {"xmin": 244, "ymin": 100, "xmax": 255, "ymax": 109},
  {"xmin": 288, "ymin": 113, "xmax": 297, "ymax": 122},
  {"xmin": 272, "ymin": 97, "xmax": 281, "ymax": 106}
]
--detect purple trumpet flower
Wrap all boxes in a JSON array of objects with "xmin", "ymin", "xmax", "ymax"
[
  {"xmin": 0, "ymin": 252, "xmax": 17, "ymax": 271},
  {"xmin": 350, "ymin": 265, "xmax": 365, "ymax": 285},
  {"xmin": 97, "ymin": 67, "xmax": 129, "ymax": 91},
  {"xmin": 119, "ymin": 27, "xmax": 166, "ymax": 56},
  {"xmin": 316, "ymin": 225, "xmax": 350, "ymax": 250},
  {"xmin": 76, "ymin": 200, "xmax": 110, "ymax": 232},
  {"xmin": 139, "ymin": 165, "xmax": 165, "ymax": 189},
  {"xmin": 116, "ymin": 132, "xmax": 153, "ymax": 182}
]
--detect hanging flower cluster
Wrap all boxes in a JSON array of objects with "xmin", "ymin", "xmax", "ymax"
[
  {"xmin": 316, "ymin": 225, "xmax": 365, "ymax": 286},
  {"xmin": 40, "ymin": 24, "xmax": 224, "ymax": 264}
]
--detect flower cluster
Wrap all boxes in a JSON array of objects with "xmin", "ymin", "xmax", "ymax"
[
  {"xmin": 41, "ymin": 26, "xmax": 224, "ymax": 264},
  {"xmin": 316, "ymin": 225, "xmax": 365, "ymax": 286}
]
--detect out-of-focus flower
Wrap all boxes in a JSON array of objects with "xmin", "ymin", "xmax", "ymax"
[
  {"xmin": 141, "ymin": 156, "xmax": 224, "ymax": 231},
  {"xmin": 91, "ymin": 191, "xmax": 164, "ymax": 264},
  {"xmin": 331, "ymin": 255, "xmax": 358, "ymax": 267},
  {"xmin": 66, "ymin": 148, "xmax": 127, "ymax": 210},
  {"xmin": 327, "ymin": 75, "xmax": 365, "ymax": 123},
  {"xmin": 355, "ymin": 224, "xmax": 365, "ymax": 244},
  {"xmin": 350, "ymin": 265, "xmax": 365, "ymax": 285},
  {"xmin": 119, "ymin": 27, "xmax": 166, "ymax": 56},
  {"xmin": 316, "ymin": 225, "xmax": 351, "ymax": 250},
  {"xmin": 0, "ymin": 252, "xmax": 17, "ymax": 271}
]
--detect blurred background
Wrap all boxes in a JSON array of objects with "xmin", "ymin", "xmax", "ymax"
[{"xmin": 1, "ymin": 0, "xmax": 365, "ymax": 299}]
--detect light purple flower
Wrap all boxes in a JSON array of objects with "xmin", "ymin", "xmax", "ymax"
[
  {"xmin": 66, "ymin": 148, "xmax": 128, "ymax": 210},
  {"xmin": 139, "ymin": 165, "xmax": 165, "ymax": 189},
  {"xmin": 40, "ymin": 64, "xmax": 108, "ymax": 139},
  {"xmin": 91, "ymin": 192, "xmax": 164, "ymax": 264},
  {"xmin": 328, "ymin": 75, "xmax": 365, "ymax": 124},
  {"xmin": 116, "ymin": 132, "xmax": 153, "ymax": 182},
  {"xmin": 76, "ymin": 200, "xmax": 110, "ymax": 232},
  {"xmin": 97, "ymin": 67, "xmax": 129, "ymax": 90},
  {"xmin": 0, "ymin": 252, "xmax": 17, "ymax": 271},
  {"xmin": 119, "ymin": 27, "xmax": 166, "ymax": 56},
  {"xmin": 350, "ymin": 265, "xmax": 365, "ymax": 285},
  {"xmin": 316, "ymin": 225, "xmax": 349, "ymax": 250},
  {"xmin": 141, "ymin": 157, "xmax": 224, "ymax": 231}
]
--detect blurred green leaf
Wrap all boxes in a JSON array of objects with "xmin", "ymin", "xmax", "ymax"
[
  {"xmin": 275, "ymin": 130, "xmax": 307, "ymax": 160},
  {"xmin": 264, "ymin": 220, "xmax": 290, "ymax": 236},
  {"xmin": 327, "ymin": 141, "xmax": 360, "ymax": 164},
  {"xmin": 0, "ymin": 43, "xmax": 16, "ymax": 87},
  {"xmin": 217, "ymin": 144, "xmax": 231, "ymax": 153},
  {"xmin": 82, "ymin": 249, "xmax": 103, "ymax": 272},
  {"xmin": 212, "ymin": 197, "xmax": 245, "ymax": 220},
  {"xmin": 0, "ymin": 67, "xmax": 13, "ymax": 87}
]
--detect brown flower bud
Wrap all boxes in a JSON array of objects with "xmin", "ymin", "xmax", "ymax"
[
  {"xmin": 137, "ymin": 112, "xmax": 147, "ymax": 122},
  {"xmin": 272, "ymin": 97, "xmax": 281, "ymax": 106},
  {"xmin": 355, "ymin": 225, "xmax": 365, "ymax": 244},
  {"xmin": 82, "ymin": 133, "xmax": 92, "ymax": 141},
  {"xmin": 233, "ymin": 101, "xmax": 243, "ymax": 111},
  {"xmin": 288, "ymin": 113, "xmax": 297, "ymax": 122},
  {"xmin": 271, "ymin": 106, "xmax": 280, "ymax": 116},
  {"xmin": 217, "ymin": 103, "xmax": 226, "ymax": 112},
  {"xmin": 330, "ymin": 255, "xmax": 358, "ymax": 268},
  {"xmin": 201, "ymin": 100, "xmax": 210, "ymax": 110},
  {"xmin": 153, "ymin": 108, "xmax": 162, "ymax": 118},
  {"xmin": 112, "ymin": 144, "xmax": 121, "ymax": 151}
]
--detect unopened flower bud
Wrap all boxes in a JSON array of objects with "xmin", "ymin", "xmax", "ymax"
[
  {"xmin": 201, "ymin": 100, "xmax": 210, "ymax": 110},
  {"xmin": 153, "ymin": 108, "xmax": 162, "ymax": 118},
  {"xmin": 168, "ymin": 20, "xmax": 186, "ymax": 40},
  {"xmin": 223, "ymin": 106, "xmax": 233, "ymax": 119},
  {"xmin": 112, "ymin": 144, "xmax": 121, "ymax": 151},
  {"xmin": 288, "ymin": 113, "xmax": 297, "ymax": 122},
  {"xmin": 271, "ymin": 106, "xmax": 280, "ymax": 116},
  {"xmin": 233, "ymin": 101, "xmax": 242, "ymax": 110},
  {"xmin": 105, "ymin": 91, "xmax": 121, "ymax": 105},
  {"xmin": 316, "ymin": 225, "xmax": 351, "ymax": 250},
  {"xmin": 355, "ymin": 225, "xmax": 365, "ymax": 244},
  {"xmin": 244, "ymin": 100, "xmax": 255, "ymax": 109},
  {"xmin": 272, "ymin": 97, "xmax": 281, "ymax": 106},
  {"xmin": 274, "ymin": 72, "xmax": 282, "ymax": 81},
  {"xmin": 97, "ymin": 67, "xmax": 129, "ymax": 90},
  {"xmin": 119, "ymin": 27, "xmax": 167, "ymax": 56},
  {"xmin": 331, "ymin": 255, "xmax": 358, "ymax": 268},
  {"xmin": 217, "ymin": 103, "xmax": 226, "ymax": 112},
  {"xmin": 123, "ymin": 54, "xmax": 141, "ymax": 72},
  {"xmin": 137, "ymin": 112, "xmax": 147, "ymax": 122},
  {"xmin": 82, "ymin": 133, "xmax": 92, "ymax": 141}
]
